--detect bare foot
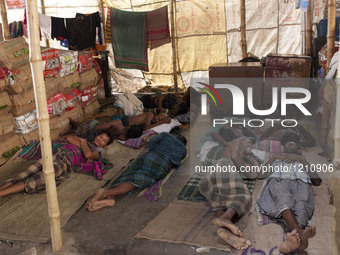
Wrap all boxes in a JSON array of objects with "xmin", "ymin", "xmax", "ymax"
[
  {"xmin": 300, "ymin": 225, "xmax": 316, "ymax": 250},
  {"xmin": 217, "ymin": 228, "xmax": 251, "ymax": 250},
  {"xmin": 279, "ymin": 229, "xmax": 301, "ymax": 254},
  {"xmin": 213, "ymin": 217, "xmax": 242, "ymax": 237},
  {"xmin": 86, "ymin": 188, "xmax": 106, "ymax": 209},
  {"xmin": 88, "ymin": 199, "xmax": 115, "ymax": 212}
]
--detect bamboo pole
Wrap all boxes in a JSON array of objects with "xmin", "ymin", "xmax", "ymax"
[
  {"xmin": 306, "ymin": 0, "xmax": 312, "ymax": 56},
  {"xmin": 40, "ymin": 0, "xmax": 49, "ymax": 47},
  {"xmin": 25, "ymin": 1, "xmax": 62, "ymax": 251},
  {"xmin": 240, "ymin": 0, "xmax": 247, "ymax": 59},
  {"xmin": 170, "ymin": 0, "xmax": 178, "ymax": 94},
  {"xmin": 98, "ymin": 0, "xmax": 106, "ymax": 45},
  {"xmin": 326, "ymin": 0, "xmax": 336, "ymax": 73},
  {"xmin": 321, "ymin": 0, "xmax": 336, "ymax": 146},
  {"xmin": 0, "ymin": 0, "xmax": 10, "ymax": 40}
]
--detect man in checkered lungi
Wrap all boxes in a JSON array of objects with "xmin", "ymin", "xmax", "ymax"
[
  {"xmin": 86, "ymin": 132, "xmax": 187, "ymax": 211},
  {"xmin": 257, "ymin": 132, "xmax": 321, "ymax": 253},
  {"xmin": 199, "ymin": 137, "xmax": 259, "ymax": 250}
]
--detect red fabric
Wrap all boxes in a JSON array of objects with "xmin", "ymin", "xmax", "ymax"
[
  {"xmin": 6, "ymin": 0, "xmax": 25, "ymax": 9},
  {"xmin": 0, "ymin": 66, "xmax": 9, "ymax": 80}
]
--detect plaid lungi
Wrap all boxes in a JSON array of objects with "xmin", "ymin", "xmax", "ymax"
[
  {"xmin": 75, "ymin": 120, "xmax": 99, "ymax": 142},
  {"xmin": 257, "ymin": 178, "xmax": 315, "ymax": 228},
  {"xmin": 8, "ymin": 150, "xmax": 71, "ymax": 194},
  {"xmin": 199, "ymin": 158, "xmax": 252, "ymax": 218},
  {"xmin": 113, "ymin": 151, "xmax": 172, "ymax": 190}
]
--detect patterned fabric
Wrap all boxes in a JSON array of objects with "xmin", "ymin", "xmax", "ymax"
[
  {"xmin": 257, "ymin": 178, "xmax": 315, "ymax": 228},
  {"xmin": 268, "ymin": 160, "xmax": 311, "ymax": 184},
  {"xmin": 113, "ymin": 133, "xmax": 186, "ymax": 190},
  {"xmin": 110, "ymin": 114, "xmax": 130, "ymax": 127},
  {"xmin": 178, "ymin": 171, "xmax": 256, "ymax": 202},
  {"xmin": 123, "ymin": 129, "xmax": 158, "ymax": 149},
  {"xmin": 66, "ymin": 16, "xmax": 94, "ymax": 51},
  {"xmin": 113, "ymin": 91, "xmax": 144, "ymax": 116},
  {"xmin": 75, "ymin": 120, "xmax": 99, "ymax": 142},
  {"xmin": 146, "ymin": 6, "xmax": 170, "ymax": 49},
  {"xmin": 255, "ymin": 139, "xmax": 282, "ymax": 153},
  {"xmin": 174, "ymin": 112, "xmax": 191, "ymax": 124},
  {"xmin": 10, "ymin": 144, "xmax": 112, "ymax": 194},
  {"xmin": 113, "ymin": 151, "xmax": 172, "ymax": 189},
  {"xmin": 199, "ymin": 159, "xmax": 252, "ymax": 218},
  {"xmin": 111, "ymin": 8, "xmax": 148, "ymax": 71},
  {"xmin": 19, "ymin": 138, "xmax": 105, "ymax": 162},
  {"xmin": 105, "ymin": 7, "xmax": 112, "ymax": 43},
  {"xmin": 149, "ymin": 133, "xmax": 187, "ymax": 167}
]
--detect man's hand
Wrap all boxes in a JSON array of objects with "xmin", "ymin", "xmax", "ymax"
[{"xmin": 281, "ymin": 153, "xmax": 305, "ymax": 164}]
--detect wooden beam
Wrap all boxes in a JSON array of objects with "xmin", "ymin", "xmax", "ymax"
[
  {"xmin": 25, "ymin": 0, "xmax": 62, "ymax": 251},
  {"xmin": 170, "ymin": 0, "xmax": 178, "ymax": 93},
  {"xmin": 326, "ymin": 0, "xmax": 336, "ymax": 73},
  {"xmin": 306, "ymin": 0, "xmax": 312, "ymax": 56},
  {"xmin": 240, "ymin": 0, "xmax": 247, "ymax": 59},
  {"xmin": 0, "ymin": 0, "xmax": 10, "ymax": 40}
]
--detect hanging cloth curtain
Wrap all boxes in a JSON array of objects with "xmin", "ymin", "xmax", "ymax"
[
  {"xmin": 146, "ymin": 6, "xmax": 170, "ymax": 49},
  {"xmin": 111, "ymin": 8, "xmax": 148, "ymax": 71}
]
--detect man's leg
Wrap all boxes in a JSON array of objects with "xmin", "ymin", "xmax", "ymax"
[
  {"xmin": 87, "ymin": 183, "xmax": 135, "ymax": 211},
  {"xmin": 281, "ymin": 209, "xmax": 316, "ymax": 251},
  {"xmin": 0, "ymin": 181, "xmax": 25, "ymax": 197},
  {"xmin": 213, "ymin": 208, "xmax": 242, "ymax": 236}
]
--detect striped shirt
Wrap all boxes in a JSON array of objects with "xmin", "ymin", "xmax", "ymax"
[{"xmin": 268, "ymin": 159, "xmax": 311, "ymax": 184}]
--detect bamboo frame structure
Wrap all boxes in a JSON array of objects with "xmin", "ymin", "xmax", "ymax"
[
  {"xmin": 240, "ymin": 0, "xmax": 247, "ymax": 59},
  {"xmin": 40, "ymin": 0, "xmax": 50, "ymax": 47},
  {"xmin": 0, "ymin": 0, "xmax": 10, "ymax": 40},
  {"xmin": 321, "ymin": 0, "xmax": 336, "ymax": 146},
  {"xmin": 25, "ymin": 0, "xmax": 62, "ymax": 251},
  {"xmin": 306, "ymin": 0, "xmax": 312, "ymax": 56},
  {"xmin": 326, "ymin": 0, "xmax": 336, "ymax": 73},
  {"xmin": 170, "ymin": 0, "xmax": 178, "ymax": 94}
]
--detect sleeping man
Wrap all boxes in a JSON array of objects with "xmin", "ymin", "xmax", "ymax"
[
  {"xmin": 199, "ymin": 137, "xmax": 259, "ymax": 250},
  {"xmin": 86, "ymin": 132, "xmax": 187, "ymax": 211},
  {"xmin": 257, "ymin": 132, "xmax": 321, "ymax": 253}
]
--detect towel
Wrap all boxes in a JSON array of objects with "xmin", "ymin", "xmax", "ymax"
[{"xmin": 146, "ymin": 6, "xmax": 170, "ymax": 49}]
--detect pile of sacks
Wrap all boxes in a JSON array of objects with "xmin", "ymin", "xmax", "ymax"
[{"xmin": 0, "ymin": 37, "xmax": 102, "ymax": 163}]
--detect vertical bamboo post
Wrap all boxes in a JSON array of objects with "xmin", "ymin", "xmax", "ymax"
[
  {"xmin": 25, "ymin": 1, "xmax": 62, "ymax": 251},
  {"xmin": 98, "ymin": 0, "xmax": 106, "ymax": 45},
  {"xmin": 170, "ymin": 0, "xmax": 178, "ymax": 93},
  {"xmin": 306, "ymin": 0, "xmax": 312, "ymax": 56},
  {"xmin": 0, "ymin": 0, "xmax": 10, "ymax": 40},
  {"xmin": 327, "ymin": 0, "xmax": 336, "ymax": 73},
  {"xmin": 240, "ymin": 0, "xmax": 247, "ymax": 59},
  {"xmin": 321, "ymin": 0, "xmax": 336, "ymax": 146},
  {"xmin": 40, "ymin": 0, "xmax": 49, "ymax": 47}
]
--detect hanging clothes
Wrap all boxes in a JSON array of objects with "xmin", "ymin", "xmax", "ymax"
[
  {"xmin": 51, "ymin": 17, "xmax": 67, "ymax": 41},
  {"xmin": 146, "ymin": 6, "xmax": 170, "ymax": 49},
  {"xmin": 76, "ymin": 11, "xmax": 103, "ymax": 46},
  {"xmin": 38, "ymin": 13, "xmax": 52, "ymax": 39},
  {"xmin": 66, "ymin": 15, "xmax": 93, "ymax": 51},
  {"xmin": 105, "ymin": 7, "xmax": 112, "ymax": 44},
  {"xmin": 110, "ymin": 8, "xmax": 148, "ymax": 71},
  {"xmin": 9, "ymin": 21, "xmax": 23, "ymax": 39}
]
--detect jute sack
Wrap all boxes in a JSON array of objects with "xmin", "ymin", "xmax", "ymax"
[
  {"xmin": 18, "ymin": 129, "xmax": 39, "ymax": 147},
  {"xmin": 6, "ymin": 63, "xmax": 33, "ymax": 94},
  {"xmin": 49, "ymin": 114, "xmax": 70, "ymax": 136},
  {"xmin": 0, "ymin": 113, "xmax": 15, "ymax": 137},
  {"xmin": 65, "ymin": 105, "xmax": 84, "ymax": 122},
  {"xmin": 0, "ymin": 92, "xmax": 12, "ymax": 114},
  {"xmin": 83, "ymin": 99, "xmax": 100, "ymax": 120},
  {"xmin": 10, "ymin": 88, "xmax": 36, "ymax": 117},
  {"xmin": 45, "ymin": 76, "xmax": 61, "ymax": 99},
  {"xmin": 60, "ymin": 71, "xmax": 80, "ymax": 94},
  {"xmin": 0, "ymin": 133, "xmax": 20, "ymax": 156},
  {"xmin": 0, "ymin": 37, "xmax": 29, "ymax": 69},
  {"xmin": 79, "ymin": 68, "xmax": 98, "ymax": 90}
]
